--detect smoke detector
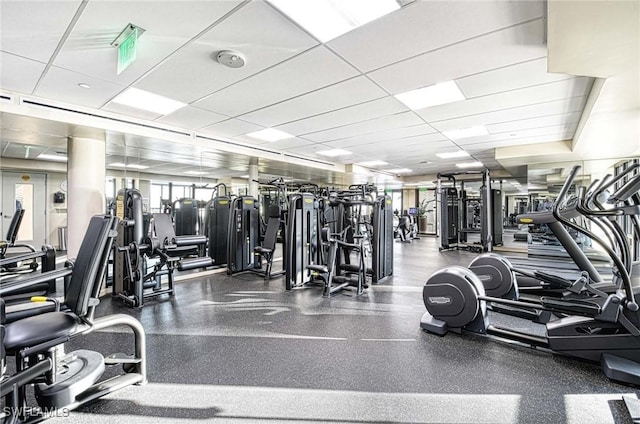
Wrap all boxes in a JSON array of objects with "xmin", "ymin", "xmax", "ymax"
[{"xmin": 216, "ymin": 50, "xmax": 246, "ymax": 68}]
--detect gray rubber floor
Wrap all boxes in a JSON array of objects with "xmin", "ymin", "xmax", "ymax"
[{"xmin": 47, "ymin": 236, "xmax": 638, "ymax": 423}]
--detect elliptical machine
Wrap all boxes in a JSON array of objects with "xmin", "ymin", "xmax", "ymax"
[{"xmin": 420, "ymin": 165, "xmax": 640, "ymax": 386}]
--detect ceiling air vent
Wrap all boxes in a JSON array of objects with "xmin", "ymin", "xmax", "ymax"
[{"xmin": 19, "ymin": 99, "xmax": 190, "ymax": 137}]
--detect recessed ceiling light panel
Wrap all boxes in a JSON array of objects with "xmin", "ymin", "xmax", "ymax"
[
  {"xmin": 395, "ymin": 81, "xmax": 465, "ymax": 110},
  {"xmin": 317, "ymin": 149, "xmax": 352, "ymax": 157},
  {"xmin": 111, "ymin": 87, "xmax": 186, "ymax": 115},
  {"xmin": 386, "ymin": 168, "xmax": 412, "ymax": 173},
  {"xmin": 436, "ymin": 150, "xmax": 470, "ymax": 159},
  {"xmin": 456, "ymin": 161, "xmax": 484, "ymax": 169},
  {"xmin": 38, "ymin": 153, "xmax": 68, "ymax": 162},
  {"xmin": 357, "ymin": 160, "xmax": 389, "ymax": 167},
  {"xmin": 246, "ymin": 128, "xmax": 294, "ymax": 142},
  {"xmin": 267, "ymin": 0, "xmax": 400, "ymax": 42}
]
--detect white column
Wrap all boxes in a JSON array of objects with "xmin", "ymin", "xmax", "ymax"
[
  {"xmin": 248, "ymin": 157, "xmax": 259, "ymax": 198},
  {"xmin": 67, "ymin": 135, "xmax": 106, "ymax": 258}
]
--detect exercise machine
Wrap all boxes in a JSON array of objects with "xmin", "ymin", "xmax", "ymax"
[
  {"xmin": 0, "ymin": 215, "xmax": 146, "ymax": 422},
  {"xmin": 112, "ymin": 189, "xmax": 211, "ymax": 307},
  {"xmin": 205, "ymin": 183, "xmax": 232, "ymax": 267},
  {"xmin": 285, "ymin": 192, "xmax": 322, "ymax": 290},
  {"xmin": 227, "ymin": 196, "xmax": 261, "ymax": 275},
  {"xmin": 421, "ymin": 167, "xmax": 640, "ymax": 386}
]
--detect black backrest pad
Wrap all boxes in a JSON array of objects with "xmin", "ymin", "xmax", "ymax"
[
  {"xmin": 65, "ymin": 215, "xmax": 116, "ymax": 316},
  {"xmin": 6, "ymin": 209, "xmax": 25, "ymax": 244},
  {"xmin": 263, "ymin": 216, "xmax": 280, "ymax": 250},
  {"xmin": 152, "ymin": 213, "xmax": 176, "ymax": 242}
]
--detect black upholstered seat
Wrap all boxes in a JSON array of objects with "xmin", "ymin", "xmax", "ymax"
[{"xmin": 2, "ymin": 215, "xmax": 117, "ymax": 353}]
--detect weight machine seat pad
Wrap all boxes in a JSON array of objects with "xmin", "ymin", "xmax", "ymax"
[
  {"xmin": 5, "ymin": 302, "xmax": 57, "ymax": 324},
  {"xmin": 4, "ymin": 312, "xmax": 77, "ymax": 352},
  {"xmin": 254, "ymin": 246, "xmax": 273, "ymax": 255}
]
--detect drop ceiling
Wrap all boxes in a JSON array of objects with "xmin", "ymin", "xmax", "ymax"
[{"xmin": 0, "ymin": 0, "xmax": 638, "ymax": 191}]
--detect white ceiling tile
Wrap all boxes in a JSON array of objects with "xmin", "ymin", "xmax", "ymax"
[
  {"xmin": 199, "ymin": 119, "xmax": 264, "ymax": 138},
  {"xmin": 135, "ymin": 1, "xmax": 318, "ymax": 103},
  {"xmin": 0, "ymin": 0, "xmax": 82, "ymax": 62},
  {"xmin": 238, "ymin": 77, "xmax": 388, "ymax": 127},
  {"xmin": 0, "ymin": 53, "xmax": 46, "ymax": 94},
  {"xmin": 430, "ymin": 96, "xmax": 588, "ymax": 131},
  {"xmin": 328, "ymin": 0, "xmax": 543, "ymax": 72},
  {"xmin": 195, "ymin": 46, "xmax": 358, "ymax": 116},
  {"xmin": 417, "ymin": 77, "xmax": 593, "ymax": 123},
  {"xmin": 277, "ymin": 97, "xmax": 408, "ymax": 136},
  {"xmin": 368, "ymin": 20, "xmax": 547, "ymax": 95},
  {"xmin": 102, "ymin": 102, "xmax": 163, "ymax": 121},
  {"xmin": 459, "ymin": 125, "xmax": 578, "ymax": 147},
  {"xmin": 54, "ymin": 1, "xmax": 244, "ymax": 87},
  {"xmin": 486, "ymin": 112, "xmax": 582, "ymax": 134},
  {"xmin": 303, "ymin": 111, "xmax": 425, "ymax": 143},
  {"xmin": 156, "ymin": 106, "xmax": 228, "ymax": 129},
  {"xmin": 463, "ymin": 132, "xmax": 575, "ymax": 150},
  {"xmin": 36, "ymin": 66, "xmax": 127, "ymax": 109},
  {"xmin": 456, "ymin": 58, "xmax": 573, "ymax": 98},
  {"xmin": 324, "ymin": 124, "xmax": 440, "ymax": 148},
  {"xmin": 269, "ymin": 138, "xmax": 315, "ymax": 150}
]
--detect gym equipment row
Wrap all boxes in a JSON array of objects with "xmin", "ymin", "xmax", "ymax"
[
  {"xmin": 421, "ymin": 163, "xmax": 640, "ymax": 387},
  {"xmin": 1, "ymin": 215, "xmax": 146, "ymax": 423}
]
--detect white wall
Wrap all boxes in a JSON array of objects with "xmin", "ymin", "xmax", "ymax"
[{"xmin": 47, "ymin": 172, "xmax": 67, "ymax": 250}]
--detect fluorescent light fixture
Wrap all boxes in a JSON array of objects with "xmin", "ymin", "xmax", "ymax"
[
  {"xmin": 267, "ymin": 0, "xmax": 400, "ymax": 43},
  {"xmin": 386, "ymin": 168, "xmax": 412, "ymax": 173},
  {"xmin": 240, "ymin": 175, "xmax": 250, "ymax": 179},
  {"xmin": 456, "ymin": 161, "xmax": 484, "ymax": 169},
  {"xmin": 357, "ymin": 160, "xmax": 388, "ymax": 167},
  {"xmin": 111, "ymin": 87, "xmax": 186, "ymax": 115},
  {"xmin": 394, "ymin": 81, "xmax": 465, "ymax": 110},
  {"xmin": 443, "ymin": 125, "xmax": 489, "ymax": 140},
  {"xmin": 436, "ymin": 150, "xmax": 470, "ymax": 159},
  {"xmin": 125, "ymin": 163, "xmax": 149, "ymax": 170},
  {"xmin": 316, "ymin": 149, "xmax": 352, "ymax": 157},
  {"xmin": 108, "ymin": 162, "xmax": 149, "ymax": 170},
  {"xmin": 37, "ymin": 153, "xmax": 67, "ymax": 162},
  {"xmin": 246, "ymin": 128, "xmax": 294, "ymax": 142},
  {"xmin": 184, "ymin": 171, "xmax": 208, "ymax": 175}
]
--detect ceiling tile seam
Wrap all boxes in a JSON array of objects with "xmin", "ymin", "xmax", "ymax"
[
  {"xmin": 151, "ymin": 107, "xmax": 234, "ymax": 128},
  {"xmin": 0, "ymin": 50, "xmax": 48, "ymax": 65},
  {"xmin": 188, "ymin": 44, "xmax": 331, "ymax": 106},
  {"xmin": 301, "ymin": 123, "xmax": 442, "ymax": 145},
  {"xmin": 324, "ymin": 43, "xmax": 471, "ymax": 164},
  {"xmin": 262, "ymin": 0, "xmax": 323, "ymax": 45},
  {"xmin": 459, "ymin": 130, "xmax": 575, "ymax": 147},
  {"xmin": 443, "ymin": 56, "xmax": 551, "ymax": 86},
  {"xmin": 231, "ymin": 91, "xmax": 389, "ymax": 128},
  {"xmin": 31, "ymin": 0, "xmax": 90, "ymax": 95},
  {"xmin": 354, "ymin": 17, "xmax": 546, "ymax": 76},
  {"xmin": 98, "ymin": 0, "xmax": 252, "ymax": 109},
  {"xmin": 427, "ymin": 94, "xmax": 588, "ymax": 126},
  {"xmin": 230, "ymin": 74, "xmax": 370, "ymax": 122},
  {"xmin": 295, "ymin": 111, "xmax": 427, "ymax": 138},
  {"xmin": 433, "ymin": 110, "xmax": 584, "ymax": 131},
  {"xmin": 457, "ymin": 75, "xmax": 579, "ymax": 102}
]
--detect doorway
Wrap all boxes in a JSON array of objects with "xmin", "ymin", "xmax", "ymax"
[{"xmin": 1, "ymin": 172, "xmax": 47, "ymax": 249}]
